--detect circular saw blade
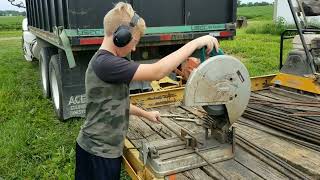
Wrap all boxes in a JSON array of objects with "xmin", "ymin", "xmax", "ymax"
[
  {"xmin": 202, "ymin": 105, "xmax": 226, "ymax": 116},
  {"xmin": 184, "ymin": 55, "xmax": 251, "ymax": 125}
]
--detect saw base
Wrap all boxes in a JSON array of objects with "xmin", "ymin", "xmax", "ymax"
[{"xmin": 139, "ymin": 136, "xmax": 233, "ymax": 177}]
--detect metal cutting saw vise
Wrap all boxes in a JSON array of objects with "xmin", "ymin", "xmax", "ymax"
[{"xmin": 140, "ymin": 49, "xmax": 251, "ymax": 177}]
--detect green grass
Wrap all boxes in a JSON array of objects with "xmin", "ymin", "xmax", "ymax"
[
  {"xmin": 245, "ymin": 20, "xmax": 295, "ymax": 35},
  {"xmin": 0, "ymin": 38, "xmax": 80, "ymax": 178},
  {"xmin": 0, "ymin": 37, "xmax": 130, "ymax": 179},
  {"xmin": 0, "ymin": 30, "xmax": 21, "ymax": 38},
  {"xmin": 0, "ymin": 16, "xmax": 24, "ymax": 31},
  {"xmin": 221, "ymin": 28, "xmax": 291, "ymax": 76},
  {"xmin": 238, "ymin": 5, "xmax": 273, "ymax": 20}
]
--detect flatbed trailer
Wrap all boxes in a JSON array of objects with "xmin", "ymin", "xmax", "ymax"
[{"xmin": 124, "ymin": 75, "xmax": 320, "ymax": 179}]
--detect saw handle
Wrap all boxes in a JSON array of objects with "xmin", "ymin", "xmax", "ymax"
[{"xmin": 200, "ymin": 47, "xmax": 224, "ymax": 63}]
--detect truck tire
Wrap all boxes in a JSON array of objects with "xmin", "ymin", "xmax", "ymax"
[
  {"xmin": 49, "ymin": 55, "xmax": 64, "ymax": 120},
  {"xmin": 39, "ymin": 48, "xmax": 53, "ymax": 98}
]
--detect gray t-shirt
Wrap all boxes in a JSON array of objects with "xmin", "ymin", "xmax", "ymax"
[
  {"xmin": 92, "ymin": 49, "xmax": 139, "ymax": 84},
  {"xmin": 77, "ymin": 50, "xmax": 139, "ymax": 158}
]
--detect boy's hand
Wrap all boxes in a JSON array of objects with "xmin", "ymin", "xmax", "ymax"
[
  {"xmin": 195, "ymin": 35, "xmax": 220, "ymax": 54},
  {"xmin": 145, "ymin": 111, "xmax": 161, "ymax": 123}
]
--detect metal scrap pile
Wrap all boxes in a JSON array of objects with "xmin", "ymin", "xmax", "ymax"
[
  {"xmin": 241, "ymin": 91, "xmax": 320, "ymax": 150},
  {"xmin": 232, "ymin": 89, "xmax": 320, "ymax": 179}
]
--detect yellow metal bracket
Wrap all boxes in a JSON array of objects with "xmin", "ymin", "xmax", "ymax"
[
  {"xmin": 251, "ymin": 74, "xmax": 276, "ymax": 91},
  {"xmin": 123, "ymin": 139, "xmax": 164, "ymax": 180},
  {"xmin": 130, "ymin": 87, "xmax": 185, "ymax": 109},
  {"xmin": 271, "ymin": 73, "xmax": 320, "ymax": 94}
]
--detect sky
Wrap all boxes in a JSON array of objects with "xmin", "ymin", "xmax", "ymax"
[
  {"xmin": 0, "ymin": 0, "xmax": 275, "ymax": 11},
  {"xmin": 0, "ymin": 0, "xmax": 25, "ymax": 11},
  {"xmin": 242, "ymin": 0, "xmax": 274, "ymax": 2}
]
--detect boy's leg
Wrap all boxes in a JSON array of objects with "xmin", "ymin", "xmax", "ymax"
[
  {"xmin": 91, "ymin": 155, "xmax": 122, "ymax": 180},
  {"xmin": 75, "ymin": 143, "xmax": 122, "ymax": 180},
  {"xmin": 75, "ymin": 143, "xmax": 93, "ymax": 180}
]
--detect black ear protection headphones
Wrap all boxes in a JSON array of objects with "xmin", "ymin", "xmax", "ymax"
[{"xmin": 113, "ymin": 13, "xmax": 140, "ymax": 47}]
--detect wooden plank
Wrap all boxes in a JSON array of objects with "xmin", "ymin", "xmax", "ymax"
[
  {"xmin": 201, "ymin": 165, "xmax": 225, "ymax": 179},
  {"xmin": 182, "ymin": 168, "xmax": 212, "ymax": 180},
  {"xmin": 234, "ymin": 145, "xmax": 289, "ymax": 180},
  {"xmin": 123, "ymin": 154, "xmax": 142, "ymax": 180},
  {"xmin": 202, "ymin": 159, "xmax": 263, "ymax": 179},
  {"xmin": 234, "ymin": 136, "xmax": 302, "ymax": 180},
  {"xmin": 128, "ymin": 115, "xmax": 166, "ymax": 148},
  {"xmin": 236, "ymin": 124, "xmax": 320, "ymax": 178}
]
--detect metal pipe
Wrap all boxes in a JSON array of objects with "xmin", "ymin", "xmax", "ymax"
[
  {"xmin": 245, "ymin": 109, "xmax": 320, "ymax": 136},
  {"xmin": 243, "ymin": 113, "xmax": 320, "ymax": 144},
  {"xmin": 237, "ymin": 121, "xmax": 320, "ymax": 152}
]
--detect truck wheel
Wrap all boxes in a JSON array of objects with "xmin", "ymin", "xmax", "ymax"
[
  {"xmin": 39, "ymin": 48, "xmax": 53, "ymax": 98},
  {"xmin": 49, "ymin": 55, "xmax": 64, "ymax": 120}
]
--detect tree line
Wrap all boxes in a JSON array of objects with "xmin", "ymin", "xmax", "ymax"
[
  {"xmin": 0, "ymin": 10, "xmax": 26, "ymax": 16},
  {"xmin": 237, "ymin": 1, "xmax": 273, "ymax": 7}
]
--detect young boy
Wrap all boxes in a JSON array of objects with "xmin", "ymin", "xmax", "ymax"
[{"xmin": 75, "ymin": 2, "xmax": 219, "ymax": 179}]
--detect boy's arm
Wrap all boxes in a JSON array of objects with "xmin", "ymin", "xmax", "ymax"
[
  {"xmin": 132, "ymin": 35, "xmax": 219, "ymax": 81},
  {"xmin": 130, "ymin": 104, "xmax": 160, "ymax": 123}
]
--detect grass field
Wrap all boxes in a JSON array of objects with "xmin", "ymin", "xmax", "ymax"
[
  {"xmin": 0, "ymin": 16, "xmax": 24, "ymax": 31},
  {"xmin": 222, "ymin": 29, "xmax": 291, "ymax": 76},
  {"xmin": 237, "ymin": 5, "xmax": 273, "ymax": 20},
  {"xmin": 0, "ymin": 6, "xmax": 292, "ymax": 179},
  {"xmin": 0, "ymin": 38, "xmax": 81, "ymax": 178},
  {"xmin": 0, "ymin": 39, "xmax": 131, "ymax": 179},
  {"xmin": 0, "ymin": 30, "xmax": 21, "ymax": 38}
]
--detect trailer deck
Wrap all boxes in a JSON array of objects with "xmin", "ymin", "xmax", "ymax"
[{"xmin": 124, "ymin": 83, "xmax": 320, "ymax": 179}]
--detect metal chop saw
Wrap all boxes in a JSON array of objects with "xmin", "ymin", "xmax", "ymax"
[{"xmin": 140, "ymin": 48, "xmax": 251, "ymax": 177}]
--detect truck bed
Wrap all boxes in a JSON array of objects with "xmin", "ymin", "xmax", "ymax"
[{"xmin": 126, "ymin": 87, "xmax": 320, "ymax": 179}]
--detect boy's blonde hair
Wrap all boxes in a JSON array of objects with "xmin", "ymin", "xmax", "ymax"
[{"xmin": 103, "ymin": 2, "xmax": 146, "ymax": 37}]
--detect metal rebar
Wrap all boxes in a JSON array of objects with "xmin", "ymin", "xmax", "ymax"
[{"xmin": 237, "ymin": 121, "xmax": 320, "ymax": 152}]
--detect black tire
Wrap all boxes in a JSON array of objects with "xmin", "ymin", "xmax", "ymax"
[
  {"xmin": 49, "ymin": 55, "xmax": 64, "ymax": 120},
  {"xmin": 39, "ymin": 48, "xmax": 54, "ymax": 98}
]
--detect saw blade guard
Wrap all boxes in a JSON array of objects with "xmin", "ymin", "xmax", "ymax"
[{"xmin": 183, "ymin": 55, "xmax": 251, "ymax": 125}]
